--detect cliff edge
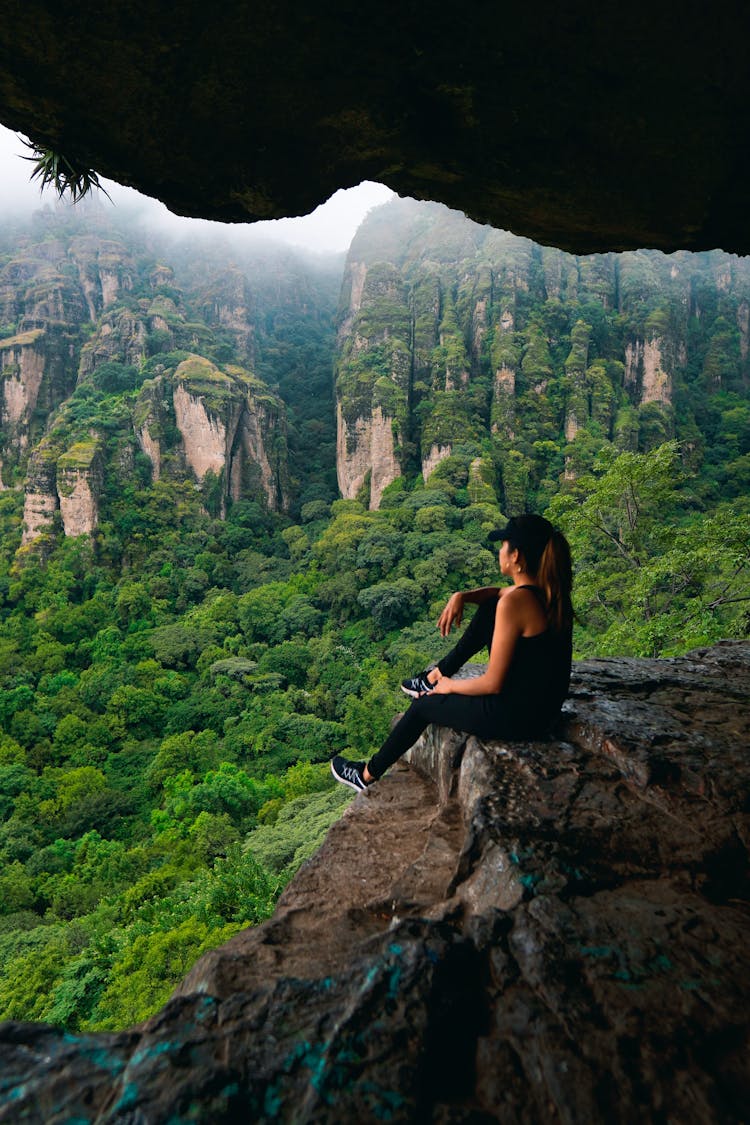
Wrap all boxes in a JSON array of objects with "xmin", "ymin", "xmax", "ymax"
[{"xmin": 1, "ymin": 642, "xmax": 748, "ymax": 1122}]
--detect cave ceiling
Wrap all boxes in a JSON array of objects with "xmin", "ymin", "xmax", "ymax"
[{"xmin": 1, "ymin": 1, "xmax": 749, "ymax": 254}]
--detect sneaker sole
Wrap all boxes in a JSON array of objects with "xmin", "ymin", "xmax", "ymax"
[
  {"xmin": 330, "ymin": 760, "xmax": 367, "ymax": 792},
  {"xmin": 400, "ymin": 684, "xmax": 432, "ymax": 698}
]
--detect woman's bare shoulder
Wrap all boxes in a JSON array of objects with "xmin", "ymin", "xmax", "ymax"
[
  {"xmin": 498, "ymin": 585, "xmax": 547, "ymax": 628},
  {"xmin": 502, "ymin": 585, "xmax": 540, "ymax": 602},
  {"xmin": 495, "ymin": 586, "xmax": 533, "ymax": 615}
]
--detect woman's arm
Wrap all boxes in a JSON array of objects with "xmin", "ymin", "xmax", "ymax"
[
  {"xmin": 433, "ymin": 594, "xmax": 523, "ymax": 695},
  {"xmin": 437, "ymin": 586, "xmax": 506, "ymax": 637}
]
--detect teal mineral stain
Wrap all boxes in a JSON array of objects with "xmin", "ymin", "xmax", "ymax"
[
  {"xmin": 194, "ymin": 995, "xmax": 217, "ymax": 1021},
  {"xmin": 260, "ymin": 1044, "xmax": 314, "ymax": 1116},
  {"xmin": 306, "ymin": 1046, "xmax": 328, "ymax": 1093},
  {"xmin": 360, "ymin": 1081, "xmax": 408, "ymax": 1121},
  {"xmin": 62, "ymin": 1035, "xmax": 126, "ymax": 1076},
  {"xmin": 649, "ymin": 953, "xmax": 673, "ymax": 973},
  {"xmin": 388, "ymin": 943, "xmax": 403, "ymax": 956},
  {"xmin": 580, "ymin": 945, "xmax": 618, "ymax": 959},
  {"xmin": 112, "ymin": 1083, "xmax": 140, "ymax": 1112},
  {"xmin": 129, "ymin": 1041, "xmax": 175, "ymax": 1068},
  {"xmin": 519, "ymin": 872, "xmax": 539, "ymax": 890},
  {"xmin": 263, "ymin": 1084, "xmax": 282, "ymax": 1117},
  {"xmin": 79, "ymin": 1047, "xmax": 126, "ymax": 1075}
]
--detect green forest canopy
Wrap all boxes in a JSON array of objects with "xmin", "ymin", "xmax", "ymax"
[{"xmin": 0, "ymin": 201, "xmax": 747, "ymax": 1032}]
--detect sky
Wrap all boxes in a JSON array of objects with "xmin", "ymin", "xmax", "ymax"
[{"xmin": 0, "ymin": 125, "xmax": 394, "ymax": 253}]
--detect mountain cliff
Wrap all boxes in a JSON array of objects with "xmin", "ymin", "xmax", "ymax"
[
  {"xmin": 2, "ymin": 641, "xmax": 747, "ymax": 1122},
  {"xmin": 335, "ymin": 198, "xmax": 750, "ymax": 509},
  {"xmin": 0, "ymin": 204, "xmax": 341, "ymax": 551},
  {"xmin": 2, "ymin": 197, "xmax": 748, "ymax": 537}
]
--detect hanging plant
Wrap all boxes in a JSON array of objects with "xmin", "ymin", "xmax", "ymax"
[{"xmin": 21, "ymin": 139, "xmax": 111, "ymax": 203}]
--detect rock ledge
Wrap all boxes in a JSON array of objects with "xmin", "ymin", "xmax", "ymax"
[{"xmin": 1, "ymin": 642, "xmax": 749, "ymax": 1122}]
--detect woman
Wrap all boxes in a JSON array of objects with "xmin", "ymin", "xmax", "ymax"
[{"xmin": 330, "ymin": 514, "xmax": 573, "ymax": 791}]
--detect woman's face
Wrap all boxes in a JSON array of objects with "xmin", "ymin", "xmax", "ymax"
[{"xmin": 498, "ymin": 539, "xmax": 515, "ymax": 575}]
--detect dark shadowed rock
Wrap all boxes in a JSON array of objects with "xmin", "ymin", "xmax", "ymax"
[
  {"xmin": 1, "ymin": 641, "xmax": 749, "ymax": 1121},
  {"xmin": 3, "ymin": 4, "xmax": 750, "ymax": 252}
]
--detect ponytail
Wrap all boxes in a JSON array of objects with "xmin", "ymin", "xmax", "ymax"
[{"xmin": 538, "ymin": 529, "xmax": 573, "ymax": 632}]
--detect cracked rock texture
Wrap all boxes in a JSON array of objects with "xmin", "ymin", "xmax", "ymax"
[
  {"xmin": 2, "ymin": 4, "xmax": 750, "ymax": 251},
  {"xmin": 1, "ymin": 642, "xmax": 749, "ymax": 1122}
]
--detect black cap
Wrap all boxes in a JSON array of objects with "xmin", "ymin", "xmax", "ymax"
[{"xmin": 489, "ymin": 514, "xmax": 553, "ymax": 569}]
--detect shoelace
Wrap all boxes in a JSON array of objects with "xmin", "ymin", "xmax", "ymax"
[{"xmin": 342, "ymin": 763, "xmax": 361, "ymax": 783}]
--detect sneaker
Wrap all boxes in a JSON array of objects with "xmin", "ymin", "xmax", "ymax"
[
  {"xmin": 330, "ymin": 755, "xmax": 370, "ymax": 791},
  {"xmin": 400, "ymin": 669, "xmax": 435, "ymax": 698}
]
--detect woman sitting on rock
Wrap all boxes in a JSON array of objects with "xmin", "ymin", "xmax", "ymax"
[{"xmin": 331, "ymin": 514, "xmax": 574, "ymax": 791}]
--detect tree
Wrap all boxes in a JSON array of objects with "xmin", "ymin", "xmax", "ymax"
[
  {"xmin": 548, "ymin": 441, "xmax": 750, "ymax": 655},
  {"xmin": 146, "ymin": 730, "xmax": 220, "ymax": 792},
  {"xmin": 357, "ymin": 578, "xmax": 423, "ymax": 634}
]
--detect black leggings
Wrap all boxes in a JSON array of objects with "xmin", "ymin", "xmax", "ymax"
[{"xmin": 368, "ymin": 599, "xmax": 518, "ymax": 779}]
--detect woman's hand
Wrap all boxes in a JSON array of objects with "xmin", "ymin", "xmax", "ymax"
[
  {"xmin": 437, "ymin": 592, "xmax": 465, "ymax": 637},
  {"xmin": 432, "ymin": 675, "xmax": 453, "ymax": 694}
]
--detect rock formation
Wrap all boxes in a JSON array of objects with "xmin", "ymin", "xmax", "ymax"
[
  {"xmin": 194, "ymin": 267, "xmax": 256, "ymax": 367},
  {"xmin": 21, "ymin": 432, "xmax": 104, "ymax": 543},
  {"xmin": 134, "ymin": 355, "xmax": 289, "ymax": 515},
  {"xmin": 20, "ymin": 436, "xmax": 59, "ymax": 544},
  {"xmin": 56, "ymin": 439, "xmax": 104, "ymax": 537},
  {"xmin": 0, "ymin": 330, "xmax": 47, "ymax": 461},
  {"xmin": 334, "ymin": 199, "xmax": 750, "ymax": 510},
  {"xmin": 4, "ymin": 3, "xmax": 750, "ymax": 254},
  {"xmin": 2, "ymin": 641, "xmax": 747, "ymax": 1122},
  {"xmin": 335, "ymin": 257, "xmax": 411, "ymax": 507},
  {"xmin": 0, "ymin": 207, "xmax": 321, "ymax": 543},
  {"xmin": 0, "ymin": 236, "xmax": 86, "ymax": 479}
]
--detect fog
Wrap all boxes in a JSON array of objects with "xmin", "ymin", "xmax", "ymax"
[{"xmin": 0, "ymin": 125, "xmax": 393, "ymax": 253}]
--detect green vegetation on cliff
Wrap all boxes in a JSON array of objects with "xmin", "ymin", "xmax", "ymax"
[
  {"xmin": 338, "ymin": 199, "xmax": 750, "ymax": 515},
  {"xmin": 0, "ymin": 198, "xmax": 746, "ymax": 1036}
]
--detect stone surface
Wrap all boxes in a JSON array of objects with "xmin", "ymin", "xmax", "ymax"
[
  {"xmin": 422, "ymin": 442, "xmax": 453, "ymax": 481},
  {"xmin": 3, "ymin": 4, "xmax": 750, "ymax": 253},
  {"xmin": 336, "ymin": 404, "xmax": 400, "ymax": 509},
  {"xmin": 56, "ymin": 440, "xmax": 104, "ymax": 537},
  {"xmin": 1, "ymin": 641, "xmax": 748, "ymax": 1121}
]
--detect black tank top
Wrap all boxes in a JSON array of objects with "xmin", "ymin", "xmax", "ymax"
[{"xmin": 497, "ymin": 585, "xmax": 572, "ymax": 734}]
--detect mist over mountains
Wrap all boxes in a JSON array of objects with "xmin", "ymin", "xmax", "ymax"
[
  {"xmin": 0, "ymin": 192, "xmax": 747, "ymax": 552},
  {"xmin": 0, "ymin": 197, "xmax": 344, "ymax": 543}
]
